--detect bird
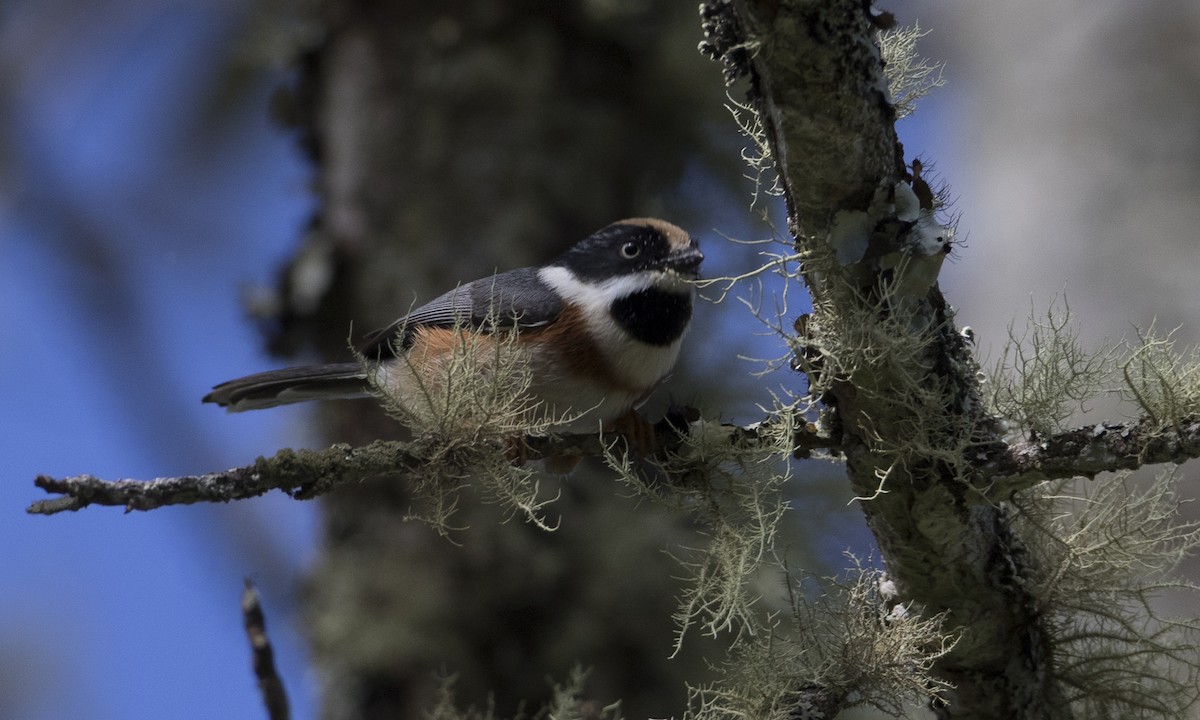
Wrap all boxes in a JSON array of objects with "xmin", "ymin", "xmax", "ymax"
[{"xmin": 203, "ymin": 218, "xmax": 703, "ymax": 449}]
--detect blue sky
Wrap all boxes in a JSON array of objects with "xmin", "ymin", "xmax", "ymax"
[
  {"xmin": 0, "ymin": 3, "xmax": 955, "ymax": 719},
  {"xmin": 1, "ymin": 3, "xmax": 319, "ymax": 718}
]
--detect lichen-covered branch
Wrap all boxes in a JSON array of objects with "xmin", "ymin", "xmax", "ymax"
[
  {"xmin": 27, "ymin": 411, "xmax": 837, "ymax": 516},
  {"xmin": 28, "ymin": 440, "xmax": 424, "ymax": 515},
  {"xmin": 977, "ymin": 417, "xmax": 1200, "ymax": 495},
  {"xmin": 46, "ymin": 405, "xmax": 1200, "ymax": 521}
]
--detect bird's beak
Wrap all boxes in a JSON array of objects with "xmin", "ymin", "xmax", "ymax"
[{"xmin": 666, "ymin": 242, "xmax": 704, "ymax": 278}]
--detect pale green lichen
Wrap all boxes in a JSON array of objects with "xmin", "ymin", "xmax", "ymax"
[
  {"xmin": 425, "ymin": 666, "xmax": 622, "ymax": 720},
  {"xmin": 724, "ymin": 93, "xmax": 782, "ymax": 208},
  {"xmin": 603, "ymin": 412, "xmax": 793, "ymax": 657},
  {"xmin": 1121, "ymin": 324, "xmax": 1200, "ymax": 438},
  {"xmin": 879, "ymin": 23, "xmax": 945, "ymax": 121},
  {"xmin": 685, "ymin": 561, "xmax": 957, "ymax": 720},
  {"xmin": 359, "ymin": 313, "xmax": 571, "ymax": 533},
  {"xmin": 1014, "ymin": 469, "xmax": 1200, "ymax": 718},
  {"xmin": 987, "ymin": 297, "xmax": 1116, "ymax": 438}
]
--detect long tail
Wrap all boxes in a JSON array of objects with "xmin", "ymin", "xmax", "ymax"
[{"xmin": 203, "ymin": 363, "xmax": 371, "ymax": 412}]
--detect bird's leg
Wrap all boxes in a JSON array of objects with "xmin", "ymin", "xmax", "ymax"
[
  {"xmin": 541, "ymin": 454, "xmax": 582, "ymax": 475},
  {"xmin": 603, "ymin": 408, "xmax": 658, "ymax": 459},
  {"xmin": 505, "ymin": 436, "xmax": 583, "ymax": 475},
  {"xmin": 503, "ymin": 436, "xmax": 529, "ymax": 466}
]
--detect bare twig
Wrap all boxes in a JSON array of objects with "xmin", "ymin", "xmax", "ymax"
[
  {"xmin": 27, "ymin": 409, "xmax": 838, "ymax": 516},
  {"xmin": 242, "ymin": 579, "xmax": 290, "ymax": 720}
]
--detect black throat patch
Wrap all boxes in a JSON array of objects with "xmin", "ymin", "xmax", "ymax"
[{"xmin": 610, "ymin": 289, "xmax": 693, "ymax": 346}]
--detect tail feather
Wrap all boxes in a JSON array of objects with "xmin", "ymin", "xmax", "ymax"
[{"xmin": 203, "ymin": 363, "xmax": 371, "ymax": 412}]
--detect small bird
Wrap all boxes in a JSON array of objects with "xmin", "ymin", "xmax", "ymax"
[{"xmin": 204, "ymin": 218, "xmax": 703, "ymax": 443}]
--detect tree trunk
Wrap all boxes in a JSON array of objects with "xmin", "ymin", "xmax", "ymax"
[
  {"xmin": 283, "ymin": 2, "xmax": 728, "ymax": 717},
  {"xmin": 726, "ymin": 1, "xmax": 1066, "ymax": 716}
]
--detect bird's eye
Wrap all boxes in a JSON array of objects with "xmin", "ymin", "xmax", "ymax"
[{"xmin": 619, "ymin": 241, "xmax": 641, "ymax": 259}]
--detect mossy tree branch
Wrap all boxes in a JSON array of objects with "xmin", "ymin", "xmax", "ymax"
[
  {"xmin": 29, "ymin": 440, "xmax": 425, "ymax": 515},
  {"xmin": 33, "ymin": 409, "xmax": 1200, "ymax": 517},
  {"xmin": 27, "ymin": 410, "xmax": 836, "ymax": 516},
  {"xmin": 978, "ymin": 418, "xmax": 1200, "ymax": 494}
]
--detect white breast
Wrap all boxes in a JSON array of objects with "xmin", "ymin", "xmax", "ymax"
[{"xmin": 524, "ymin": 337, "xmax": 681, "ymax": 433}]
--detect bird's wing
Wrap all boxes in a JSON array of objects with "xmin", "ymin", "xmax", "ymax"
[{"xmin": 359, "ymin": 266, "xmax": 562, "ymax": 357}]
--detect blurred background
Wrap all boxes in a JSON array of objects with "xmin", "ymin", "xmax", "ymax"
[{"xmin": 2, "ymin": 1, "xmax": 1198, "ymax": 719}]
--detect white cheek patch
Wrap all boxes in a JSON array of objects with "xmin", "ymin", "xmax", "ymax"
[
  {"xmin": 539, "ymin": 265, "xmax": 690, "ymax": 390},
  {"xmin": 539, "ymin": 266, "xmax": 654, "ymax": 308},
  {"xmin": 539, "ymin": 266, "xmax": 665, "ymax": 348},
  {"xmin": 540, "ymin": 265, "xmax": 692, "ymax": 314},
  {"xmin": 540, "ymin": 266, "xmax": 630, "ymax": 348}
]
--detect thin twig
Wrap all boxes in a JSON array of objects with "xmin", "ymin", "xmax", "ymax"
[{"xmin": 242, "ymin": 579, "xmax": 290, "ymax": 720}]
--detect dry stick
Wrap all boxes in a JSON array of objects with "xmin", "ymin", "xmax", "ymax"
[{"xmin": 242, "ymin": 579, "xmax": 290, "ymax": 720}]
